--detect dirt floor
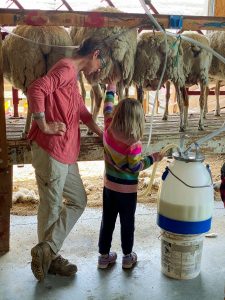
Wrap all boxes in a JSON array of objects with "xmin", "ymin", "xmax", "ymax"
[{"xmin": 11, "ymin": 154, "xmax": 225, "ymax": 216}]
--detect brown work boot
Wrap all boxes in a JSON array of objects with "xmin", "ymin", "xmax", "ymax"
[
  {"xmin": 48, "ymin": 255, "xmax": 77, "ymax": 277},
  {"xmin": 31, "ymin": 242, "xmax": 53, "ymax": 281}
]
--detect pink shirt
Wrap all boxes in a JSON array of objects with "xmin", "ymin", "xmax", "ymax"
[{"xmin": 27, "ymin": 58, "xmax": 92, "ymax": 164}]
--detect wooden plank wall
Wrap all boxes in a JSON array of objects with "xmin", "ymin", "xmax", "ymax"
[{"xmin": 6, "ymin": 112, "xmax": 225, "ymax": 165}]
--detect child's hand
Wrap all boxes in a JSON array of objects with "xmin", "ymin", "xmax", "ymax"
[
  {"xmin": 152, "ymin": 152, "xmax": 164, "ymax": 162},
  {"xmin": 106, "ymin": 76, "xmax": 119, "ymax": 92},
  {"xmin": 107, "ymin": 83, "xmax": 117, "ymax": 93}
]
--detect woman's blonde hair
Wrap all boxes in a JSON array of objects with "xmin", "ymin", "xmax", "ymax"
[{"xmin": 110, "ymin": 98, "xmax": 145, "ymax": 141}]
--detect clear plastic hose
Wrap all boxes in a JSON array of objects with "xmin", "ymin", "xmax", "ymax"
[{"xmin": 138, "ymin": 143, "xmax": 180, "ymax": 197}]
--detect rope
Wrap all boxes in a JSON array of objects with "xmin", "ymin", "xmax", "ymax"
[{"xmin": 0, "ymin": 26, "xmax": 79, "ymax": 49}]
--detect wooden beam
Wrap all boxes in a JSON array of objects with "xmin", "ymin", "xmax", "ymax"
[
  {"xmin": 1, "ymin": 9, "xmax": 225, "ymax": 30},
  {"xmin": 0, "ymin": 32, "xmax": 11, "ymax": 255},
  {"xmin": 214, "ymin": 0, "xmax": 225, "ymax": 17},
  {"xmin": 0, "ymin": 165, "xmax": 12, "ymax": 255},
  {"xmin": 0, "ymin": 34, "xmax": 8, "ymax": 169},
  {"xmin": 6, "ymin": 113, "xmax": 225, "ymax": 165}
]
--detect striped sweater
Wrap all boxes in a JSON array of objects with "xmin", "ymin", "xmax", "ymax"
[{"xmin": 103, "ymin": 91, "xmax": 155, "ymax": 193}]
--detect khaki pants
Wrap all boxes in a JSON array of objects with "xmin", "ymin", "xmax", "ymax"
[{"xmin": 31, "ymin": 142, "xmax": 87, "ymax": 254}]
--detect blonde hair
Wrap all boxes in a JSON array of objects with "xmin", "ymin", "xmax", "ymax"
[{"xmin": 110, "ymin": 98, "xmax": 145, "ymax": 142}]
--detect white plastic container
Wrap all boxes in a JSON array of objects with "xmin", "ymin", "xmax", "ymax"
[
  {"xmin": 161, "ymin": 231, "xmax": 204, "ymax": 280},
  {"xmin": 157, "ymin": 152, "xmax": 214, "ymax": 234}
]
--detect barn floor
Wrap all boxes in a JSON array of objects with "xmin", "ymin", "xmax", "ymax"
[{"xmin": 0, "ymin": 202, "xmax": 224, "ymax": 300}]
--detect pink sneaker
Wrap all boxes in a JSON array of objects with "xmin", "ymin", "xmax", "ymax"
[
  {"xmin": 122, "ymin": 252, "xmax": 137, "ymax": 269},
  {"xmin": 98, "ymin": 252, "xmax": 117, "ymax": 269}
]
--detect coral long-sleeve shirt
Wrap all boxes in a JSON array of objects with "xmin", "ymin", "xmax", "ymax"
[{"xmin": 27, "ymin": 58, "xmax": 92, "ymax": 164}]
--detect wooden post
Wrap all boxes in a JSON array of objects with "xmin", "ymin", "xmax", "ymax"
[
  {"xmin": 214, "ymin": 0, "xmax": 225, "ymax": 17},
  {"xmin": 0, "ymin": 33, "xmax": 12, "ymax": 254},
  {"xmin": 12, "ymin": 87, "xmax": 19, "ymax": 118},
  {"xmin": 0, "ymin": 166, "xmax": 12, "ymax": 254}
]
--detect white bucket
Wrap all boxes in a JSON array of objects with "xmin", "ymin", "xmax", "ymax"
[{"xmin": 161, "ymin": 231, "xmax": 204, "ymax": 280}]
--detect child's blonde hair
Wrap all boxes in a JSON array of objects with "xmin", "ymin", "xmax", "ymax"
[{"xmin": 110, "ymin": 98, "xmax": 145, "ymax": 141}]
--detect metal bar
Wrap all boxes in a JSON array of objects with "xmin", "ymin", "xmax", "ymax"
[
  {"xmin": 12, "ymin": 87, "xmax": 19, "ymax": 118},
  {"xmin": 11, "ymin": 0, "xmax": 24, "ymax": 10},
  {"xmin": 104, "ymin": 0, "xmax": 115, "ymax": 7},
  {"xmin": 61, "ymin": 0, "xmax": 73, "ymax": 11},
  {"xmin": 184, "ymin": 124, "xmax": 225, "ymax": 154},
  {"xmin": 187, "ymin": 90, "xmax": 225, "ymax": 95},
  {"xmin": 144, "ymin": 0, "xmax": 159, "ymax": 14}
]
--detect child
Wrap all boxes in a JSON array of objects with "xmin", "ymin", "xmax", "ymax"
[{"xmin": 98, "ymin": 82, "xmax": 164, "ymax": 269}]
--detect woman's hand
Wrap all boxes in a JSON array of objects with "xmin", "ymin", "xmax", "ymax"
[
  {"xmin": 44, "ymin": 122, "xmax": 67, "ymax": 135},
  {"xmin": 36, "ymin": 119, "xmax": 66, "ymax": 136}
]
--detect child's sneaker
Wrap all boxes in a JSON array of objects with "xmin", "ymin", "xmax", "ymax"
[
  {"xmin": 122, "ymin": 252, "xmax": 137, "ymax": 269},
  {"xmin": 98, "ymin": 252, "xmax": 117, "ymax": 269}
]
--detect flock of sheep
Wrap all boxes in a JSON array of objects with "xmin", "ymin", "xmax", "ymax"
[{"xmin": 2, "ymin": 7, "xmax": 225, "ymax": 133}]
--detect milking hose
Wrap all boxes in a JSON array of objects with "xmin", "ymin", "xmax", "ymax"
[{"xmin": 138, "ymin": 143, "xmax": 180, "ymax": 197}]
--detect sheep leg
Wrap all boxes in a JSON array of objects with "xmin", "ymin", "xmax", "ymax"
[
  {"xmin": 90, "ymin": 88, "xmax": 94, "ymax": 114},
  {"xmin": 155, "ymin": 93, "xmax": 159, "ymax": 114},
  {"xmin": 203, "ymin": 86, "xmax": 209, "ymax": 119},
  {"xmin": 79, "ymin": 72, "xmax": 86, "ymax": 102},
  {"xmin": 162, "ymin": 81, "xmax": 170, "ymax": 120},
  {"xmin": 198, "ymin": 82, "xmax": 206, "ymax": 131},
  {"xmin": 87, "ymin": 84, "xmax": 103, "ymax": 135},
  {"xmin": 136, "ymin": 85, "xmax": 144, "ymax": 104},
  {"xmin": 175, "ymin": 85, "xmax": 185, "ymax": 132},
  {"xmin": 183, "ymin": 87, "xmax": 189, "ymax": 131},
  {"xmin": 215, "ymin": 81, "xmax": 221, "ymax": 116},
  {"xmin": 125, "ymin": 86, "xmax": 129, "ymax": 98},
  {"xmin": 116, "ymin": 81, "xmax": 124, "ymax": 101}
]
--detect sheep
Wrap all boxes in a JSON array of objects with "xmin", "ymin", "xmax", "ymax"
[
  {"xmin": 133, "ymin": 31, "xmax": 186, "ymax": 131},
  {"xmin": 70, "ymin": 6, "xmax": 138, "ymax": 126},
  {"xmin": 176, "ymin": 32, "xmax": 212, "ymax": 130},
  {"xmin": 2, "ymin": 25, "xmax": 73, "ymax": 135},
  {"xmin": 133, "ymin": 31, "xmax": 212, "ymax": 131},
  {"xmin": 207, "ymin": 31, "xmax": 225, "ymax": 116}
]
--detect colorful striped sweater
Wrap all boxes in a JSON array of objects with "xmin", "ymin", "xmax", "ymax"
[{"xmin": 103, "ymin": 91, "xmax": 155, "ymax": 193}]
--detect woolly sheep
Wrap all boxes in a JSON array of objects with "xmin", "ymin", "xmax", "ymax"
[
  {"xmin": 2, "ymin": 25, "xmax": 73, "ymax": 134},
  {"xmin": 3, "ymin": 25, "xmax": 73, "ymax": 92},
  {"xmin": 175, "ymin": 32, "xmax": 212, "ymax": 130},
  {"xmin": 133, "ymin": 31, "xmax": 212, "ymax": 131},
  {"xmin": 133, "ymin": 31, "xmax": 186, "ymax": 131},
  {"xmin": 207, "ymin": 31, "xmax": 225, "ymax": 116},
  {"xmin": 70, "ymin": 6, "xmax": 137, "ymax": 125}
]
